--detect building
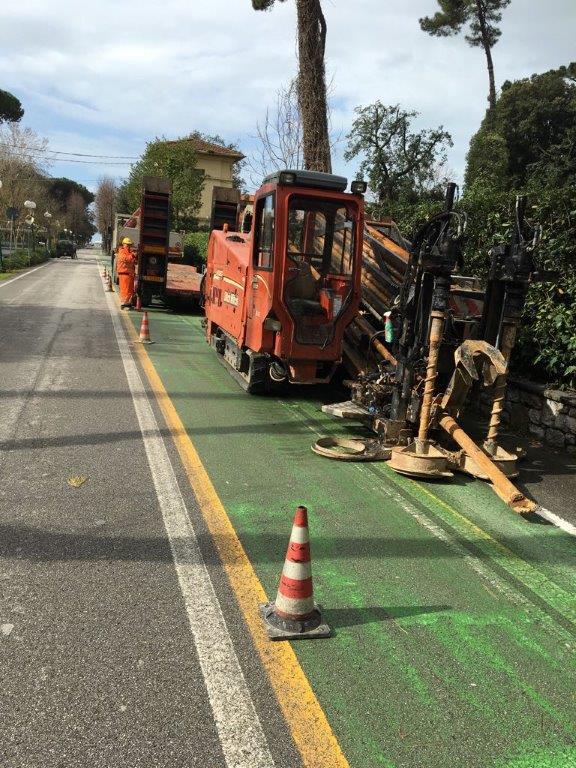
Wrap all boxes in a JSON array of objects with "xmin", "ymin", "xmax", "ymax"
[{"xmin": 167, "ymin": 136, "xmax": 244, "ymax": 227}]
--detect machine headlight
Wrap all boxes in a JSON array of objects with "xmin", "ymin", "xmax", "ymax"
[
  {"xmin": 279, "ymin": 171, "xmax": 297, "ymax": 185},
  {"xmin": 351, "ymin": 180, "xmax": 368, "ymax": 194}
]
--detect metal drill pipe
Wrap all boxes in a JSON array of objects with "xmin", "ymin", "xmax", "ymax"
[
  {"xmin": 485, "ymin": 322, "xmax": 518, "ymax": 453},
  {"xmin": 418, "ymin": 311, "xmax": 445, "ymax": 443},
  {"xmin": 439, "ymin": 413, "xmax": 535, "ymax": 513}
]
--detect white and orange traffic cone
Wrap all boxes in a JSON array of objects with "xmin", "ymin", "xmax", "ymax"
[
  {"xmin": 260, "ymin": 505, "xmax": 330, "ymax": 640},
  {"xmin": 135, "ymin": 293, "xmax": 142, "ymax": 311},
  {"xmin": 105, "ymin": 273, "xmax": 113, "ymax": 292},
  {"xmin": 102, "ymin": 265, "xmax": 107, "ymax": 278},
  {"xmin": 137, "ymin": 311, "xmax": 154, "ymax": 344}
]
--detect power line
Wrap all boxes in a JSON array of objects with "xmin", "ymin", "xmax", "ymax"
[
  {"xmin": 48, "ymin": 158, "xmax": 133, "ymax": 165},
  {"xmin": 0, "ymin": 141, "xmax": 138, "ymax": 162},
  {"xmin": 49, "ymin": 149, "xmax": 138, "ymax": 159}
]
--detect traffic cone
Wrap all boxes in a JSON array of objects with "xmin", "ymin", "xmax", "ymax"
[
  {"xmin": 137, "ymin": 311, "xmax": 154, "ymax": 344},
  {"xmin": 102, "ymin": 266, "xmax": 107, "ymax": 278},
  {"xmin": 135, "ymin": 294, "xmax": 142, "ymax": 311},
  {"xmin": 260, "ymin": 506, "xmax": 330, "ymax": 640},
  {"xmin": 105, "ymin": 273, "xmax": 113, "ymax": 292}
]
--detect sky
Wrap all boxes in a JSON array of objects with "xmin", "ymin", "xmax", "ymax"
[{"xmin": 1, "ymin": 0, "xmax": 575, "ymax": 195}]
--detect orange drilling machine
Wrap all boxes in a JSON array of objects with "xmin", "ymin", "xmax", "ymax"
[{"xmin": 203, "ymin": 170, "xmax": 366, "ymax": 392}]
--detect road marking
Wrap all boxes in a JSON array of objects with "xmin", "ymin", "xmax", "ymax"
[
  {"xmin": 277, "ymin": 398, "xmax": 576, "ymax": 632},
  {"xmin": 535, "ymin": 506, "xmax": 576, "ymax": 538},
  {"xmin": 102, "ymin": 285, "xmax": 275, "ymax": 768},
  {"xmin": 401, "ymin": 478, "xmax": 576, "ymax": 627},
  {"xmin": 122, "ymin": 316, "xmax": 350, "ymax": 768},
  {"xmin": 0, "ymin": 261, "xmax": 50, "ymax": 288}
]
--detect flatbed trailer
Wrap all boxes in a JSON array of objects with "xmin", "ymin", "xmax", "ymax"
[
  {"xmin": 160, "ymin": 262, "xmax": 203, "ymax": 306},
  {"xmin": 112, "ymin": 177, "xmax": 203, "ymax": 310}
]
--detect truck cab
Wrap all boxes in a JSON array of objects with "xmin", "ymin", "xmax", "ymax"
[{"xmin": 204, "ymin": 169, "xmax": 365, "ymax": 391}]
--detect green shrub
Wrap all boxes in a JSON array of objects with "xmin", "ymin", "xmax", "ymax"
[
  {"xmin": 184, "ymin": 231, "xmax": 210, "ymax": 269},
  {"xmin": 1, "ymin": 250, "xmax": 49, "ymax": 271}
]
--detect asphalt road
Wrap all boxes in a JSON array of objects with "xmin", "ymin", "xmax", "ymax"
[
  {"xmin": 2, "ymin": 252, "xmax": 575, "ymax": 768},
  {"xmin": 0, "ymin": 253, "xmax": 301, "ymax": 768},
  {"xmin": 121, "ymin": 287, "xmax": 576, "ymax": 768}
]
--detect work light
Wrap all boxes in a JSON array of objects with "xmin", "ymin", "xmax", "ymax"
[{"xmin": 351, "ymin": 180, "xmax": 367, "ymax": 194}]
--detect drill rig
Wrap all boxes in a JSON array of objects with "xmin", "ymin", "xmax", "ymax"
[{"xmin": 316, "ymin": 185, "xmax": 543, "ymax": 514}]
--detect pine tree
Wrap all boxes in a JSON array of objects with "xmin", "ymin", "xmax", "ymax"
[
  {"xmin": 419, "ymin": 1, "xmax": 511, "ymax": 112},
  {"xmin": 252, "ymin": 0, "xmax": 331, "ymax": 172}
]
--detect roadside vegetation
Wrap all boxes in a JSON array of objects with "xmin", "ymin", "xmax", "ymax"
[
  {"xmin": 183, "ymin": 232, "xmax": 210, "ymax": 269},
  {"xmin": 355, "ymin": 64, "xmax": 576, "ymax": 388},
  {"xmin": 0, "ymin": 248, "xmax": 50, "ymax": 277},
  {"xmin": 0, "ymin": 91, "xmax": 95, "ymax": 269}
]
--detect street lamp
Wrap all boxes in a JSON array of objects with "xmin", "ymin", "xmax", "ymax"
[
  {"xmin": 24, "ymin": 200, "xmax": 36, "ymax": 265},
  {"xmin": 44, "ymin": 211, "xmax": 52, "ymax": 257}
]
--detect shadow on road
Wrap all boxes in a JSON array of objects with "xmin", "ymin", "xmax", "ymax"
[
  {"xmin": 322, "ymin": 605, "xmax": 451, "ymax": 631},
  {"xmin": 0, "ymin": 522, "xmax": 573, "ymax": 565}
]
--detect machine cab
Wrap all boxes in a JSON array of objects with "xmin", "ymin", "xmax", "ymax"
[
  {"xmin": 204, "ymin": 169, "xmax": 365, "ymax": 390},
  {"xmin": 247, "ymin": 170, "xmax": 364, "ymax": 377}
]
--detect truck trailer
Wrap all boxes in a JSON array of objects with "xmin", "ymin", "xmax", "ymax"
[{"xmin": 112, "ymin": 177, "xmax": 202, "ymax": 309}]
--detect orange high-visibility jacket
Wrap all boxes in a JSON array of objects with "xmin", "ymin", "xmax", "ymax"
[{"xmin": 116, "ymin": 246, "xmax": 136, "ymax": 274}]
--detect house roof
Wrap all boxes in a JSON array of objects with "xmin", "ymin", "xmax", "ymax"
[{"xmin": 166, "ymin": 136, "xmax": 245, "ymax": 161}]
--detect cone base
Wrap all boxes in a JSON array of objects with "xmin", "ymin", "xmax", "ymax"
[
  {"xmin": 136, "ymin": 340, "xmax": 155, "ymax": 344},
  {"xmin": 259, "ymin": 602, "xmax": 330, "ymax": 641}
]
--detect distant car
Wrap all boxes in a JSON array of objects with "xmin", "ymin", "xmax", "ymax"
[{"xmin": 55, "ymin": 239, "xmax": 77, "ymax": 259}]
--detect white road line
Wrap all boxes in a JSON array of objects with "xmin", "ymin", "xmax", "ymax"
[
  {"xmin": 0, "ymin": 261, "xmax": 50, "ymax": 288},
  {"xmin": 535, "ymin": 506, "xmax": 576, "ymax": 538},
  {"xmin": 279, "ymin": 401, "xmax": 576, "ymax": 643},
  {"xmin": 102, "ymin": 283, "xmax": 275, "ymax": 768},
  {"xmin": 283, "ymin": 400, "xmax": 575, "ymax": 539}
]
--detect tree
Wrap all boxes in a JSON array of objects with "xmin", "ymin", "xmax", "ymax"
[
  {"xmin": 0, "ymin": 123, "xmax": 50, "ymax": 212},
  {"xmin": 249, "ymin": 79, "xmax": 303, "ymax": 186},
  {"xmin": 252, "ymin": 0, "xmax": 332, "ymax": 172},
  {"xmin": 65, "ymin": 191, "xmax": 95, "ymax": 244},
  {"xmin": 419, "ymin": 1, "xmax": 511, "ymax": 112},
  {"xmin": 47, "ymin": 178, "xmax": 94, "ymax": 211},
  {"xmin": 464, "ymin": 129, "xmax": 508, "ymax": 190},
  {"xmin": 0, "ymin": 89, "xmax": 24, "ymax": 123},
  {"xmin": 344, "ymin": 102, "xmax": 453, "ymax": 204},
  {"xmin": 95, "ymin": 177, "xmax": 118, "ymax": 254},
  {"xmin": 119, "ymin": 137, "xmax": 204, "ymax": 229},
  {"xmin": 465, "ymin": 63, "xmax": 576, "ymax": 189},
  {"xmin": 119, "ymin": 137, "xmax": 204, "ymax": 227}
]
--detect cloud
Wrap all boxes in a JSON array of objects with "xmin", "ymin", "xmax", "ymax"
[{"xmin": 0, "ymin": 0, "xmax": 574, "ymax": 191}]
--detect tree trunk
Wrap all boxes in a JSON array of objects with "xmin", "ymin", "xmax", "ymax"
[
  {"xmin": 295, "ymin": 0, "xmax": 332, "ymax": 172},
  {"xmin": 475, "ymin": 0, "xmax": 497, "ymax": 112}
]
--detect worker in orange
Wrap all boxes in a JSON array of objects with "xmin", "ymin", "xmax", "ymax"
[{"xmin": 116, "ymin": 237, "xmax": 137, "ymax": 309}]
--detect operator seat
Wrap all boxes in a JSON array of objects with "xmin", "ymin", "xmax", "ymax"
[{"xmin": 286, "ymin": 260, "xmax": 326, "ymax": 317}]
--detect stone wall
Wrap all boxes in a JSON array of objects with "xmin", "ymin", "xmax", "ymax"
[{"xmin": 481, "ymin": 378, "xmax": 576, "ymax": 453}]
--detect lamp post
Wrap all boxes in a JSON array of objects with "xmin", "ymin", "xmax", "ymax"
[
  {"xmin": 44, "ymin": 211, "xmax": 52, "ymax": 257},
  {"xmin": 24, "ymin": 200, "xmax": 36, "ymax": 266}
]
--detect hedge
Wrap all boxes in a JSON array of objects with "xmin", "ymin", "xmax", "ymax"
[{"xmin": 1, "ymin": 250, "xmax": 49, "ymax": 272}]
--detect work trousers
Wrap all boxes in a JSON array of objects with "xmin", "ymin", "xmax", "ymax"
[{"xmin": 118, "ymin": 272, "xmax": 135, "ymax": 306}]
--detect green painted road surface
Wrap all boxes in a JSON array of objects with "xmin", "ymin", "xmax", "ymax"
[{"xmin": 128, "ymin": 305, "xmax": 576, "ymax": 768}]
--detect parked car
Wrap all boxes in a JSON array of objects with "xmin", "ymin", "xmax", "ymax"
[{"xmin": 55, "ymin": 239, "xmax": 77, "ymax": 259}]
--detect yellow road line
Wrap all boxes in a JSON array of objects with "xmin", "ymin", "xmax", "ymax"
[{"xmin": 121, "ymin": 314, "xmax": 350, "ymax": 768}]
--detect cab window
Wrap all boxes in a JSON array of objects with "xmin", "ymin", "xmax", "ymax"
[{"xmin": 254, "ymin": 193, "xmax": 275, "ymax": 270}]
